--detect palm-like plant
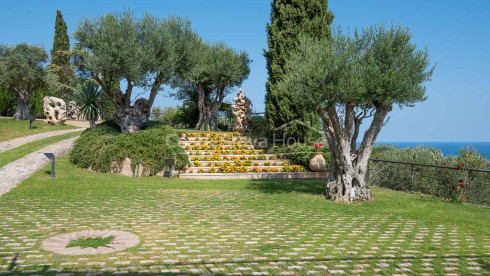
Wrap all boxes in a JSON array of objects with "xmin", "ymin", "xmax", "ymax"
[{"xmin": 72, "ymin": 81, "xmax": 103, "ymax": 129}]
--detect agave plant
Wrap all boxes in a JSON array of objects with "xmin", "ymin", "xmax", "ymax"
[{"xmin": 72, "ymin": 81, "xmax": 103, "ymax": 129}]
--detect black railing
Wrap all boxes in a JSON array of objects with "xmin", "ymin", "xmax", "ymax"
[{"xmin": 367, "ymin": 159, "xmax": 490, "ymax": 207}]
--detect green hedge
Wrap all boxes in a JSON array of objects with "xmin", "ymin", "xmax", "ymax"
[{"xmin": 70, "ymin": 121, "xmax": 188, "ymax": 176}]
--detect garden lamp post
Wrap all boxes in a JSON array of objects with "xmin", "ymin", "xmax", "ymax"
[
  {"xmin": 166, "ymin": 158, "xmax": 175, "ymax": 178},
  {"xmin": 29, "ymin": 115, "xmax": 36, "ymax": 129},
  {"xmin": 43, "ymin": 152, "xmax": 55, "ymax": 178}
]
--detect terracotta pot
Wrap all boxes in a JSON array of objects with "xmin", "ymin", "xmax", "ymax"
[{"xmin": 309, "ymin": 152, "xmax": 326, "ymax": 172}]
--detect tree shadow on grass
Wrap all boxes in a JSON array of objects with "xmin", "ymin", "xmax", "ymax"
[
  {"xmin": 6, "ymin": 254, "xmax": 488, "ymax": 275},
  {"xmin": 246, "ymin": 178, "xmax": 325, "ymax": 195}
]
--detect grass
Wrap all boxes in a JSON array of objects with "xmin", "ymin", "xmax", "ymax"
[
  {"xmin": 0, "ymin": 118, "xmax": 77, "ymax": 142},
  {"xmin": 66, "ymin": 236, "xmax": 115, "ymax": 249},
  {"xmin": 0, "ymin": 132, "xmax": 81, "ymax": 167},
  {"xmin": 0, "ymin": 156, "xmax": 488, "ymax": 275}
]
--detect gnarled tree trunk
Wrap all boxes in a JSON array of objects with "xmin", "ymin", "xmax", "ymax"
[
  {"xmin": 195, "ymin": 84, "xmax": 224, "ymax": 131},
  {"xmin": 319, "ymin": 102, "xmax": 391, "ymax": 202},
  {"xmin": 325, "ymin": 144, "xmax": 372, "ymax": 202},
  {"xmin": 113, "ymin": 98, "xmax": 150, "ymax": 133},
  {"xmin": 13, "ymin": 89, "xmax": 30, "ymax": 120}
]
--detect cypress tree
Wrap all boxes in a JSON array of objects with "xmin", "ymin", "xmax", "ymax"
[
  {"xmin": 51, "ymin": 10, "xmax": 70, "ymax": 66},
  {"xmin": 264, "ymin": 0, "xmax": 334, "ymax": 142}
]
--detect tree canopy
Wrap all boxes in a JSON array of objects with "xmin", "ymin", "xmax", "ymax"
[
  {"xmin": 172, "ymin": 40, "xmax": 251, "ymax": 130},
  {"xmin": 278, "ymin": 25, "xmax": 434, "ymax": 202},
  {"xmin": 0, "ymin": 44, "xmax": 48, "ymax": 119},
  {"xmin": 73, "ymin": 9, "xmax": 198, "ymax": 132},
  {"xmin": 264, "ymin": 0, "xmax": 334, "ymax": 141}
]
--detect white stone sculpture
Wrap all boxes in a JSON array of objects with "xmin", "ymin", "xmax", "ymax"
[
  {"xmin": 232, "ymin": 89, "xmax": 252, "ymax": 133},
  {"xmin": 43, "ymin": 96, "xmax": 67, "ymax": 125}
]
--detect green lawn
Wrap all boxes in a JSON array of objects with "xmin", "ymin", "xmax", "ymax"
[
  {"xmin": 0, "ymin": 118, "xmax": 77, "ymax": 142},
  {"xmin": 0, "ymin": 156, "xmax": 488, "ymax": 275},
  {"xmin": 0, "ymin": 132, "xmax": 81, "ymax": 167}
]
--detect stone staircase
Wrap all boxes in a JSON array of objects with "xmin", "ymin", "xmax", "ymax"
[{"xmin": 177, "ymin": 132, "xmax": 328, "ymax": 179}]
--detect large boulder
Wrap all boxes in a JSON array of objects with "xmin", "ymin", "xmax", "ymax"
[{"xmin": 43, "ymin": 96, "xmax": 67, "ymax": 125}]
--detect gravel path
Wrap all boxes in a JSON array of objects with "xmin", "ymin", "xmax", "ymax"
[
  {"xmin": 0, "ymin": 128, "xmax": 83, "ymax": 153},
  {"xmin": 0, "ymin": 136, "xmax": 79, "ymax": 197}
]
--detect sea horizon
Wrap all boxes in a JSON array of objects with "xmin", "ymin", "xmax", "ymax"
[{"xmin": 363, "ymin": 141, "xmax": 490, "ymax": 157}]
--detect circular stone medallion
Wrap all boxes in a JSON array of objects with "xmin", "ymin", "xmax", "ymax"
[{"xmin": 41, "ymin": 230, "xmax": 139, "ymax": 255}]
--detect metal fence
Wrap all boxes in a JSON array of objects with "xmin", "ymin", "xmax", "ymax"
[{"xmin": 367, "ymin": 159, "xmax": 490, "ymax": 207}]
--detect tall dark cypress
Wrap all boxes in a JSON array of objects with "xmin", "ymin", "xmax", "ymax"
[
  {"xmin": 264, "ymin": 0, "xmax": 334, "ymax": 141},
  {"xmin": 51, "ymin": 10, "xmax": 70, "ymax": 66}
]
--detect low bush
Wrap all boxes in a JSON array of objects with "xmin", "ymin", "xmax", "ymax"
[
  {"xmin": 70, "ymin": 121, "xmax": 188, "ymax": 176},
  {"xmin": 369, "ymin": 144, "xmax": 489, "ymax": 205}
]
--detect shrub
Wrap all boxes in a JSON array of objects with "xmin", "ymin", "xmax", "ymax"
[
  {"xmin": 369, "ymin": 144, "xmax": 489, "ymax": 205},
  {"xmin": 70, "ymin": 121, "xmax": 188, "ymax": 176},
  {"xmin": 270, "ymin": 142, "xmax": 330, "ymax": 171}
]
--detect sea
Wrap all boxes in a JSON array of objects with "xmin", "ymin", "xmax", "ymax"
[{"xmin": 370, "ymin": 142, "xmax": 490, "ymax": 158}]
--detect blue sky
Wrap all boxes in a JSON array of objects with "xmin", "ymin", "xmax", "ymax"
[{"xmin": 0, "ymin": 0, "xmax": 489, "ymax": 142}]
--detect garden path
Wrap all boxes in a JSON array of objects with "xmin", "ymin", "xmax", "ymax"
[
  {"xmin": 0, "ymin": 136, "xmax": 78, "ymax": 197},
  {"xmin": 0, "ymin": 128, "xmax": 83, "ymax": 153}
]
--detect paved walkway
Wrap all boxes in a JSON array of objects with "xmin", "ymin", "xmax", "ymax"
[
  {"xmin": 0, "ymin": 128, "xmax": 83, "ymax": 153},
  {"xmin": 0, "ymin": 136, "xmax": 78, "ymax": 197}
]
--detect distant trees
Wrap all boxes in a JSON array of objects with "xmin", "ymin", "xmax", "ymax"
[
  {"xmin": 264, "ymin": 0, "xmax": 334, "ymax": 140},
  {"xmin": 278, "ymin": 25, "xmax": 434, "ymax": 202},
  {"xmin": 0, "ymin": 44, "xmax": 48, "ymax": 120}
]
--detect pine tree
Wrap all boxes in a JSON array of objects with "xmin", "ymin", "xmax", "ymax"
[
  {"xmin": 51, "ymin": 10, "xmax": 70, "ymax": 66},
  {"xmin": 264, "ymin": 0, "xmax": 334, "ymax": 142}
]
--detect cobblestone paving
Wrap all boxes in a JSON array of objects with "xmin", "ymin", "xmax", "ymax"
[
  {"xmin": 0, "ymin": 137, "xmax": 78, "ymax": 197},
  {"xmin": 0, "ymin": 128, "xmax": 83, "ymax": 153},
  {"xmin": 0, "ymin": 189, "xmax": 488, "ymax": 275}
]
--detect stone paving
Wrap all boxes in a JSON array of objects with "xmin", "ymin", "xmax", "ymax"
[
  {"xmin": 42, "ymin": 230, "xmax": 140, "ymax": 256},
  {"xmin": 0, "ymin": 189, "xmax": 488, "ymax": 275},
  {"xmin": 0, "ymin": 128, "xmax": 83, "ymax": 153},
  {"xmin": 0, "ymin": 136, "xmax": 78, "ymax": 197}
]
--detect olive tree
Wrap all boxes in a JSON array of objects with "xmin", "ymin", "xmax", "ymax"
[
  {"xmin": 173, "ymin": 41, "xmax": 250, "ymax": 130},
  {"xmin": 0, "ymin": 44, "xmax": 48, "ymax": 120},
  {"xmin": 74, "ymin": 10, "xmax": 197, "ymax": 133},
  {"xmin": 278, "ymin": 25, "xmax": 434, "ymax": 202}
]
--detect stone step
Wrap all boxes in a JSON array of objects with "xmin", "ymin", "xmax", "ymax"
[
  {"xmin": 188, "ymin": 165, "xmax": 287, "ymax": 170},
  {"xmin": 180, "ymin": 172, "xmax": 329, "ymax": 179},
  {"xmin": 178, "ymin": 136, "xmax": 245, "ymax": 141},
  {"xmin": 179, "ymin": 139, "xmax": 253, "ymax": 145},
  {"xmin": 183, "ymin": 146, "xmax": 256, "ymax": 151},
  {"xmin": 189, "ymin": 156, "xmax": 285, "ymax": 162},
  {"xmin": 190, "ymin": 160, "xmax": 286, "ymax": 165},
  {"xmin": 185, "ymin": 150, "xmax": 268, "ymax": 155},
  {"xmin": 181, "ymin": 143, "xmax": 255, "ymax": 148}
]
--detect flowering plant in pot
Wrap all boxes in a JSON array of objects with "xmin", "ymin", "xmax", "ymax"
[{"xmin": 309, "ymin": 143, "xmax": 326, "ymax": 172}]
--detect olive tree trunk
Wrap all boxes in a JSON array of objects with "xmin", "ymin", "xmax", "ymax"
[
  {"xmin": 320, "ymin": 103, "xmax": 391, "ymax": 202},
  {"xmin": 113, "ymin": 98, "xmax": 150, "ymax": 133},
  {"xmin": 195, "ymin": 84, "xmax": 224, "ymax": 131},
  {"xmin": 13, "ymin": 89, "xmax": 30, "ymax": 120}
]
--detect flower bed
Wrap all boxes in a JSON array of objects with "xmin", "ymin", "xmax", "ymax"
[{"xmin": 179, "ymin": 131, "xmax": 306, "ymax": 174}]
